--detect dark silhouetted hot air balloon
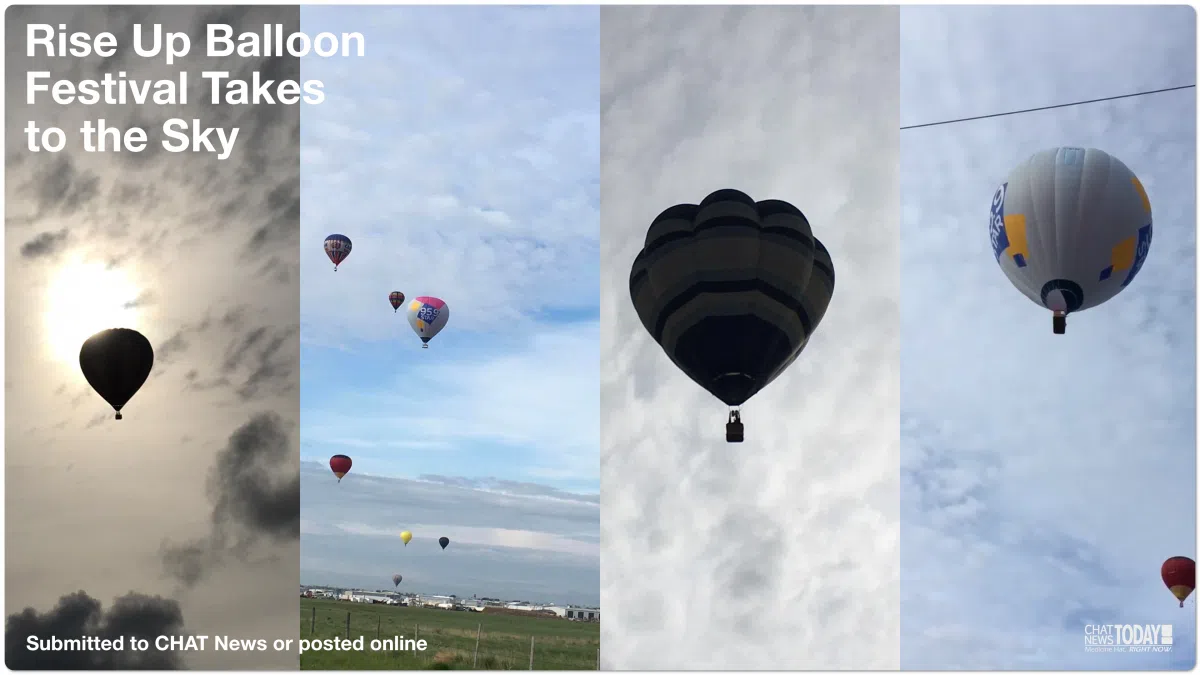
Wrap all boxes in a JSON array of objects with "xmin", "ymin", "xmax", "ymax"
[
  {"xmin": 392, "ymin": 574, "xmax": 402, "ymax": 587},
  {"xmin": 329, "ymin": 454, "xmax": 352, "ymax": 482},
  {"xmin": 79, "ymin": 328, "xmax": 154, "ymax": 421},
  {"xmin": 439, "ymin": 536, "xmax": 449, "ymax": 550},
  {"xmin": 629, "ymin": 189, "xmax": 835, "ymax": 443},
  {"xmin": 1162, "ymin": 556, "xmax": 1195, "ymax": 607},
  {"xmin": 389, "ymin": 291, "xmax": 405, "ymax": 313},
  {"xmin": 990, "ymin": 147, "xmax": 1152, "ymax": 334},
  {"xmin": 324, "ymin": 234, "xmax": 352, "ymax": 271}
]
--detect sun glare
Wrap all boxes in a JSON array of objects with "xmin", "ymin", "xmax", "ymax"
[{"xmin": 43, "ymin": 259, "xmax": 144, "ymax": 365}]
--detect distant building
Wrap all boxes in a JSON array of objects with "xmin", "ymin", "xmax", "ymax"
[{"xmin": 565, "ymin": 607, "xmax": 600, "ymax": 622}]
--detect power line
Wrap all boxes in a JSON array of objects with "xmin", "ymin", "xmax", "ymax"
[{"xmin": 900, "ymin": 84, "xmax": 1196, "ymax": 131}]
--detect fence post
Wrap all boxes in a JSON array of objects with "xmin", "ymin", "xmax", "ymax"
[
  {"xmin": 473, "ymin": 624, "xmax": 481, "ymax": 668},
  {"xmin": 376, "ymin": 614, "xmax": 381, "ymax": 639},
  {"xmin": 415, "ymin": 623, "xmax": 420, "ymax": 640},
  {"xmin": 345, "ymin": 611, "xmax": 351, "ymax": 638},
  {"xmin": 310, "ymin": 606, "xmax": 315, "ymax": 634},
  {"xmin": 529, "ymin": 636, "xmax": 535, "ymax": 670},
  {"xmin": 596, "ymin": 648, "xmax": 600, "ymax": 669}
]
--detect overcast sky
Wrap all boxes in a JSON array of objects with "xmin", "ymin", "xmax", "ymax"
[
  {"xmin": 5, "ymin": 7, "xmax": 300, "ymax": 669},
  {"xmin": 900, "ymin": 5, "xmax": 1196, "ymax": 670},
  {"xmin": 600, "ymin": 6, "xmax": 900, "ymax": 669},
  {"xmin": 297, "ymin": 6, "xmax": 599, "ymax": 606}
]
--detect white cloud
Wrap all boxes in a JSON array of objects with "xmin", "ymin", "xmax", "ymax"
[
  {"xmin": 900, "ymin": 5, "xmax": 1196, "ymax": 669},
  {"xmin": 600, "ymin": 6, "xmax": 900, "ymax": 669}
]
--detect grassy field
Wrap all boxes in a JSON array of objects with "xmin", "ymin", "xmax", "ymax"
[{"xmin": 299, "ymin": 598, "xmax": 600, "ymax": 670}]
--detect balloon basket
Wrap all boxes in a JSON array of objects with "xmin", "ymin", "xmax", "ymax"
[
  {"xmin": 726, "ymin": 410, "xmax": 744, "ymax": 443},
  {"xmin": 1052, "ymin": 314, "xmax": 1066, "ymax": 335}
]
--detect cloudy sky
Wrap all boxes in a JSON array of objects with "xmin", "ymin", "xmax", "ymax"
[
  {"xmin": 900, "ymin": 5, "xmax": 1196, "ymax": 670},
  {"xmin": 4, "ymin": 6, "xmax": 301, "ymax": 669},
  {"xmin": 600, "ymin": 6, "xmax": 900, "ymax": 669},
  {"xmin": 297, "ymin": 6, "xmax": 599, "ymax": 605}
]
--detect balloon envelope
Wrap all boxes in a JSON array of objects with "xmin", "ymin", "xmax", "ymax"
[
  {"xmin": 329, "ymin": 454, "xmax": 352, "ymax": 481},
  {"xmin": 392, "ymin": 574, "xmax": 402, "ymax": 587},
  {"xmin": 1162, "ymin": 556, "xmax": 1195, "ymax": 606},
  {"xmin": 389, "ymin": 291, "xmax": 405, "ymax": 311},
  {"xmin": 629, "ymin": 189, "xmax": 835, "ymax": 406},
  {"xmin": 324, "ymin": 234, "xmax": 352, "ymax": 270},
  {"xmin": 400, "ymin": 530, "xmax": 413, "ymax": 546},
  {"xmin": 439, "ymin": 536, "xmax": 449, "ymax": 550},
  {"xmin": 406, "ymin": 297, "xmax": 449, "ymax": 346},
  {"xmin": 79, "ymin": 328, "xmax": 154, "ymax": 420},
  {"xmin": 990, "ymin": 147, "xmax": 1152, "ymax": 318}
]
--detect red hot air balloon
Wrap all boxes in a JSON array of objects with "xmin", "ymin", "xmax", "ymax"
[
  {"xmin": 389, "ymin": 291, "xmax": 405, "ymax": 313},
  {"xmin": 1162, "ymin": 556, "xmax": 1195, "ymax": 607},
  {"xmin": 329, "ymin": 455, "xmax": 352, "ymax": 482}
]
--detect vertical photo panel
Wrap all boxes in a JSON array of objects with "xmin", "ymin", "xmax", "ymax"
[
  {"xmin": 900, "ymin": 5, "xmax": 1196, "ymax": 670},
  {"xmin": 600, "ymin": 6, "xmax": 901, "ymax": 669},
  {"xmin": 5, "ymin": 6, "xmax": 301, "ymax": 669},
  {"xmin": 296, "ymin": 6, "xmax": 600, "ymax": 670}
]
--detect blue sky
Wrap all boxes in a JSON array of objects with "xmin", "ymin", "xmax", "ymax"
[
  {"xmin": 900, "ymin": 5, "xmax": 1196, "ymax": 670},
  {"xmin": 298, "ymin": 6, "xmax": 599, "ymax": 600}
]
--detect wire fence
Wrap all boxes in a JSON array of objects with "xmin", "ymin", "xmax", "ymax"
[{"xmin": 301, "ymin": 602, "xmax": 599, "ymax": 670}]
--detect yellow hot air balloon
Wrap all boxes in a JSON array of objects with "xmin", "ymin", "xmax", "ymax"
[{"xmin": 400, "ymin": 530, "xmax": 412, "ymax": 546}]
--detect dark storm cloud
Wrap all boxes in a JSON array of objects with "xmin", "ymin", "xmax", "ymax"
[
  {"xmin": 161, "ymin": 412, "xmax": 298, "ymax": 587},
  {"xmin": 19, "ymin": 229, "xmax": 68, "ymax": 258},
  {"xmin": 221, "ymin": 325, "xmax": 298, "ymax": 401},
  {"xmin": 5, "ymin": 591, "xmax": 185, "ymax": 669}
]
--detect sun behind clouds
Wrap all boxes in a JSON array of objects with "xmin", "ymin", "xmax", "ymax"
[{"xmin": 43, "ymin": 257, "xmax": 144, "ymax": 366}]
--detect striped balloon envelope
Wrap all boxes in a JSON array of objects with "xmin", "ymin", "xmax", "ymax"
[
  {"xmin": 323, "ymin": 234, "xmax": 352, "ymax": 271},
  {"xmin": 629, "ymin": 188, "xmax": 835, "ymax": 442}
]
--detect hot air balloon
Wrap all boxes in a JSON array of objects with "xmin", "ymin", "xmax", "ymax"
[
  {"xmin": 400, "ymin": 530, "xmax": 412, "ymax": 546},
  {"xmin": 439, "ymin": 537, "xmax": 449, "ymax": 550},
  {"xmin": 79, "ymin": 328, "xmax": 154, "ymax": 420},
  {"xmin": 392, "ymin": 574, "xmax": 403, "ymax": 587},
  {"xmin": 406, "ymin": 297, "xmax": 449, "ymax": 348},
  {"xmin": 629, "ymin": 189, "xmax": 835, "ymax": 443},
  {"xmin": 329, "ymin": 454, "xmax": 352, "ymax": 482},
  {"xmin": 389, "ymin": 291, "xmax": 405, "ymax": 313},
  {"xmin": 990, "ymin": 147, "xmax": 1153, "ymax": 335},
  {"xmin": 1162, "ymin": 556, "xmax": 1195, "ymax": 607},
  {"xmin": 324, "ymin": 234, "xmax": 352, "ymax": 271}
]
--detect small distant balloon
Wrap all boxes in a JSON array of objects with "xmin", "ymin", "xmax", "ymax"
[
  {"xmin": 329, "ymin": 455, "xmax": 352, "ymax": 482},
  {"xmin": 1162, "ymin": 556, "xmax": 1195, "ymax": 607},
  {"xmin": 389, "ymin": 291, "xmax": 405, "ymax": 313},
  {"xmin": 439, "ymin": 536, "xmax": 450, "ymax": 550},
  {"xmin": 400, "ymin": 530, "xmax": 413, "ymax": 546},
  {"xmin": 324, "ymin": 234, "xmax": 352, "ymax": 271},
  {"xmin": 406, "ymin": 297, "xmax": 449, "ymax": 348},
  {"xmin": 79, "ymin": 328, "xmax": 154, "ymax": 421},
  {"xmin": 392, "ymin": 574, "xmax": 403, "ymax": 587}
]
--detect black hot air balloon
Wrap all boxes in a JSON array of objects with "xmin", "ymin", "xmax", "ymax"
[
  {"xmin": 392, "ymin": 574, "xmax": 403, "ymax": 587},
  {"xmin": 439, "ymin": 536, "xmax": 449, "ymax": 550},
  {"xmin": 629, "ymin": 189, "xmax": 835, "ymax": 443},
  {"xmin": 79, "ymin": 328, "xmax": 154, "ymax": 420}
]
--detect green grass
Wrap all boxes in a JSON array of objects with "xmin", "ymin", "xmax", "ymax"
[{"xmin": 299, "ymin": 598, "xmax": 600, "ymax": 670}]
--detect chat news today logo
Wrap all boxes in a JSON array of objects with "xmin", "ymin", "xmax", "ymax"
[{"xmin": 1084, "ymin": 624, "xmax": 1173, "ymax": 653}]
